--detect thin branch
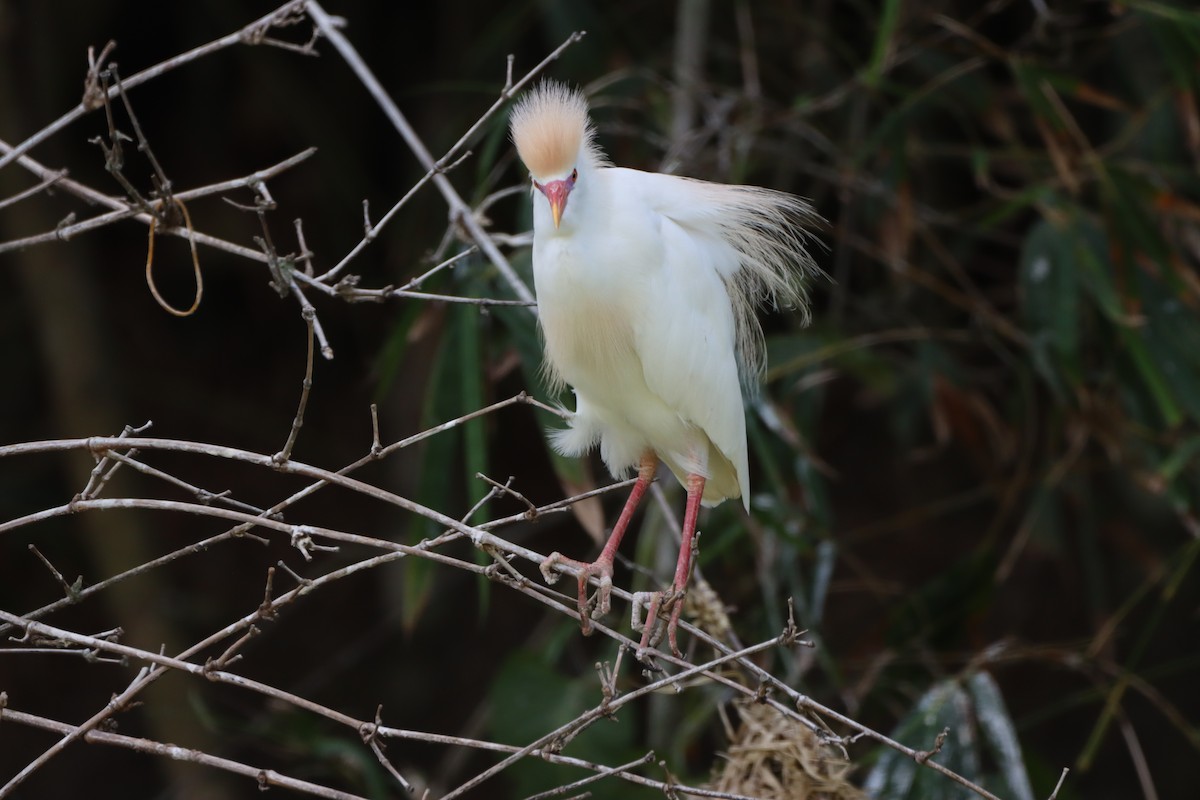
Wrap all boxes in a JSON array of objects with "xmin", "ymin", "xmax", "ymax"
[
  {"xmin": 0, "ymin": 557, "xmax": 762, "ymax": 800},
  {"xmin": 26, "ymin": 545, "xmax": 80, "ymax": 600},
  {"xmin": 397, "ymin": 247, "xmax": 478, "ymax": 291},
  {"xmin": 0, "ymin": 706, "xmax": 368, "ymax": 800},
  {"xmin": 343, "ymin": 287, "xmax": 537, "ymax": 306},
  {"xmin": 274, "ymin": 306, "xmax": 317, "ymax": 463},
  {"xmin": 522, "ymin": 753, "xmax": 655, "ymax": 800},
  {"xmin": 103, "ymin": 449, "xmax": 277, "ymax": 518},
  {"xmin": 440, "ymin": 630, "xmax": 802, "ymax": 800},
  {"xmin": 476, "ymin": 473, "xmax": 539, "ymax": 518},
  {"xmin": 0, "ymin": 169, "xmax": 67, "ymax": 212},
  {"xmin": 75, "ymin": 421, "xmax": 151, "ymax": 500},
  {"xmin": 0, "ymin": 139, "xmax": 316, "ymax": 256},
  {"xmin": 305, "ymin": 0, "xmax": 568, "ymax": 306},
  {"xmin": 0, "ymin": 393, "xmax": 559, "ymax": 641},
  {"xmin": 0, "ymin": 1, "xmax": 310, "ymax": 174},
  {"xmin": 361, "ymin": 707, "xmax": 414, "ymax": 793},
  {"xmin": 1048, "ymin": 767, "xmax": 1070, "ymax": 800},
  {"xmin": 3, "ymin": 531, "xmax": 260, "ymax": 638}
]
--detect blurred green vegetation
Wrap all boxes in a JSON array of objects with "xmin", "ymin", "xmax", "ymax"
[{"xmin": 3, "ymin": 1, "xmax": 1199, "ymax": 798}]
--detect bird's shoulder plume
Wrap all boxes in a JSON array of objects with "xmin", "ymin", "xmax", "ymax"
[
  {"xmin": 510, "ymin": 81, "xmax": 607, "ymax": 178},
  {"xmin": 659, "ymin": 177, "xmax": 823, "ymax": 384}
]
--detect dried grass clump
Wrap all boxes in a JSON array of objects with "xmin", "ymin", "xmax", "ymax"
[{"xmin": 707, "ymin": 700, "xmax": 867, "ymax": 800}]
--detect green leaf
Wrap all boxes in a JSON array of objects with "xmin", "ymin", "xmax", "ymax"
[
  {"xmin": 1156, "ymin": 434, "xmax": 1200, "ymax": 484},
  {"xmin": 968, "ymin": 672, "xmax": 1036, "ymax": 800},
  {"xmin": 373, "ymin": 300, "xmax": 427, "ymax": 400},
  {"xmin": 1138, "ymin": 6, "xmax": 1200, "ymax": 90},
  {"xmin": 490, "ymin": 301, "xmax": 547, "ymax": 399},
  {"xmin": 1010, "ymin": 60, "xmax": 1064, "ymax": 126},
  {"xmin": 1118, "ymin": 323, "xmax": 1184, "ymax": 428},
  {"xmin": 809, "ymin": 538, "xmax": 837, "ymax": 625},
  {"xmin": 403, "ymin": 311, "xmax": 460, "ymax": 632},
  {"xmin": 1133, "ymin": 267, "xmax": 1200, "ymax": 424},
  {"xmin": 455, "ymin": 301, "xmax": 493, "ymax": 619},
  {"xmin": 863, "ymin": 0, "xmax": 902, "ymax": 88},
  {"xmin": 864, "ymin": 679, "xmax": 978, "ymax": 800},
  {"xmin": 487, "ymin": 651, "xmax": 648, "ymax": 799},
  {"xmin": 456, "ymin": 304, "xmax": 488, "ymax": 519},
  {"xmin": 766, "ymin": 327, "xmax": 896, "ymax": 393},
  {"xmin": 1019, "ymin": 215, "xmax": 1082, "ymax": 392},
  {"xmin": 865, "ymin": 672, "xmax": 1033, "ymax": 800},
  {"xmin": 1066, "ymin": 211, "xmax": 1123, "ymax": 323}
]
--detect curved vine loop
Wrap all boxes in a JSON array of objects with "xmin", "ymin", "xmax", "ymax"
[{"xmin": 145, "ymin": 196, "xmax": 203, "ymax": 317}]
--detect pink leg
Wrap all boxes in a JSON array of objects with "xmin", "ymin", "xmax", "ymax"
[
  {"xmin": 541, "ymin": 455, "xmax": 657, "ymax": 634},
  {"xmin": 638, "ymin": 472, "xmax": 705, "ymax": 657}
]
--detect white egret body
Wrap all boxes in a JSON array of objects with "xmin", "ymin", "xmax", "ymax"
[{"xmin": 511, "ymin": 82, "xmax": 818, "ymax": 655}]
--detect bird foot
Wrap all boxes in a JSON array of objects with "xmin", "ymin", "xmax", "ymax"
[
  {"xmin": 539, "ymin": 551, "xmax": 614, "ymax": 635},
  {"xmin": 538, "ymin": 552, "xmax": 566, "ymax": 585},
  {"xmin": 632, "ymin": 587, "xmax": 687, "ymax": 659}
]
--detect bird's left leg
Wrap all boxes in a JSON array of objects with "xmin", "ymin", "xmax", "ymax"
[
  {"xmin": 637, "ymin": 472, "xmax": 705, "ymax": 658},
  {"xmin": 540, "ymin": 454, "xmax": 657, "ymax": 634}
]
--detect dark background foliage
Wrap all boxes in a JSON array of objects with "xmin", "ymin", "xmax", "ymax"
[{"xmin": 2, "ymin": 1, "xmax": 1198, "ymax": 798}]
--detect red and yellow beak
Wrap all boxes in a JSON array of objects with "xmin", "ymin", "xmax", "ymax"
[
  {"xmin": 544, "ymin": 181, "xmax": 569, "ymax": 228},
  {"xmin": 536, "ymin": 172, "xmax": 576, "ymax": 229}
]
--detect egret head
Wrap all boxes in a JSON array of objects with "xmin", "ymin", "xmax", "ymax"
[{"xmin": 510, "ymin": 81, "xmax": 604, "ymax": 229}]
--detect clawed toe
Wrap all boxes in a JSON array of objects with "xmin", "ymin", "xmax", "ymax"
[
  {"xmin": 539, "ymin": 552, "xmax": 564, "ymax": 585},
  {"xmin": 574, "ymin": 560, "xmax": 615, "ymax": 635},
  {"xmin": 540, "ymin": 553, "xmax": 616, "ymax": 635},
  {"xmin": 632, "ymin": 587, "xmax": 686, "ymax": 658},
  {"xmin": 587, "ymin": 569, "xmax": 613, "ymax": 618}
]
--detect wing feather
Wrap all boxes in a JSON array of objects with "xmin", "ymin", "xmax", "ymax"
[
  {"xmin": 625, "ymin": 169, "xmax": 820, "ymax": 508},
  {"xmin": 646, "ymin": 173, "xmax": 822, "ymax": 387},
  {"xmin": 634, "ymin": 214, "xmax": 750, "ymax": 508}
]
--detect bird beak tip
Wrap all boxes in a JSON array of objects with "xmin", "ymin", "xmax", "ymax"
[{"xmin": 542, "ymin": 179, "xmax": 570, "ymax": 230}]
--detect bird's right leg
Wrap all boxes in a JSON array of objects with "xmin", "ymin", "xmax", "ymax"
[
  {"xmin": 540, "ymin": 454, "xmax": 657, "ymax": 634},
  {"xmin": 635, "ymin": 472, "xmax": 705, "ymax": 658}
]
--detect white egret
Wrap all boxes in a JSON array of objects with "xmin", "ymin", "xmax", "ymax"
[{"xmin": 511, "ymin": 81, "xmax": 819, "ymax": 656}]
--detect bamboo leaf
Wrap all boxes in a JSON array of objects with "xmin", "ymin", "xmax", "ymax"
[
  {"xmin": 1118, "ymin": 323, "xmax": 1184, "ymax": 428},
  {"xmin": 1133, "ymin": 267, "xmax": 1200, "ymax": 424},
  {"xmin": 863, "ymin": 680, "xmax": 978, "ymax": 799},
  {"xmin": 863, "ymin": 0, "xmax": 902, "ymax": 88},
  {"xmin": 865, "ymin": 673, "xmax": 1033, "ymax": 800},
  {"xmin": 404, "ymin": 316, "xmax": 460, "ymax": 633},
  {"xmin": 1019, "ymin": 215, "xmax": 1081, "ymax": 393},
  {"xmin": 488, "ymin": 652, "xmax": 643, "ymax": 799},
  {"xmin": 456, "ymin": 303, "xmax": 488, "ymax": 519},
  {"xmin": 968, "ymin": 672, "xmax": 1036, "ymax": 800}
]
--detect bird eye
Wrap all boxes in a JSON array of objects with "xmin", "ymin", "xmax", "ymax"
[{"xmin": 570, "ymin": 169, "xmax": 578, "ymax": 182}]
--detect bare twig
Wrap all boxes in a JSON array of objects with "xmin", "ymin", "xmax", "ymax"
[
  {"xmin": 0, "ymin": 168, "xmax": 67, "ymax": 212},
  {"xmin": 0, "ymin": 139, "xmax": 316, "ymax": 256},
  {"xmin": 360, "ymin": 707, "xmax": 414, "ymax": 793},
  {"xmin": 440, "ymin": 631, "xmax": 801, "ymax": 800},
  {"xmin": 0, "ymin": 705, "xmax": 368, "ymax": 800},
  {"xmin": 476, "ymin": 473, "xmax": 539, "ymax": 518},
  {"xmin": 523, "ymin": 753, "xmax": 655, "ymax": 800},
  {"xmin": 1048, "ymin": 767, "xmax": 1070, "ymax": 800},
  {"xmin": 274, "ymin": 307, "xmax": 317, "ymax": 463},
  {"xmin": 76, "ymin": 421, "xmax": 152, "ymax": 500},
  {"xmin": 305, "ymin": 0, "xmax": 581, "ymax": 306},
  {"xmin": 0, "ymin": 1, "xmax": 310, "ymax": 174},
  {"xmin": 26, "ymin": 545, "xmax": 80, "ymax": 600}
]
